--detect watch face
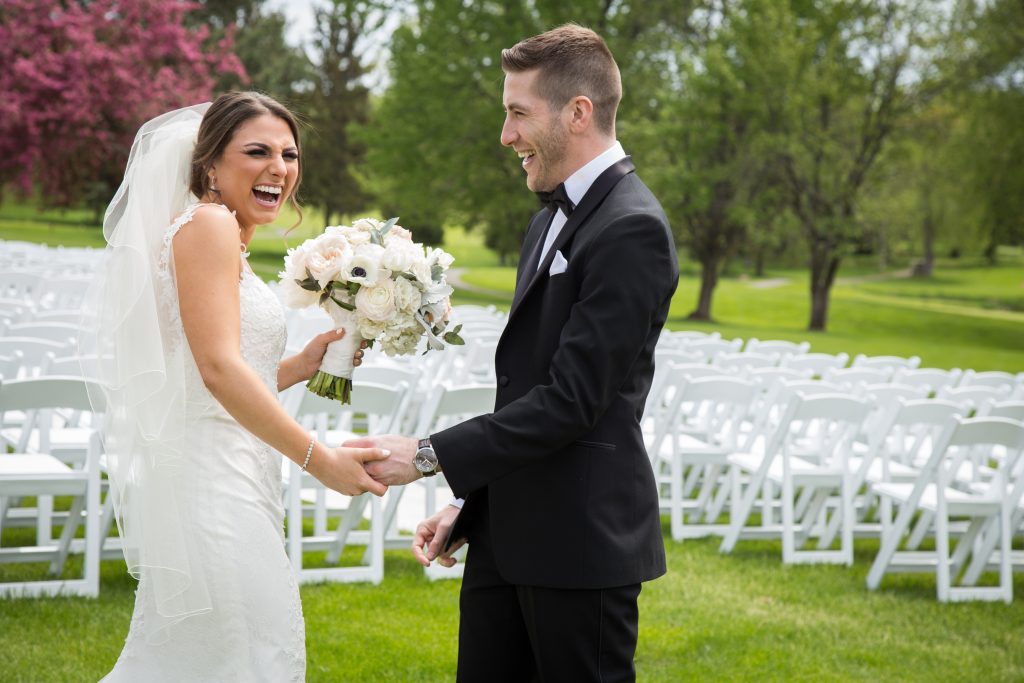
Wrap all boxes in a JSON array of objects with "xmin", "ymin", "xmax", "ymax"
[{"xmin": 414, "ymin": 449, "xmax": 436, "ymax": 473}]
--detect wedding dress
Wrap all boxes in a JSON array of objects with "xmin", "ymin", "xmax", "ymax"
[{"xmin": 100, "ymin": 201, "xmax": 305, "ymax": 682}]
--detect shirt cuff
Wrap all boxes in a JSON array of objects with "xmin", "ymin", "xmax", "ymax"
[{"xmin": 448, "ymin": 497, "xmax": 465, "ymax": 510}]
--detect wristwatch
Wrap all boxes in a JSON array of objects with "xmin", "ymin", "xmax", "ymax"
[{"xmin": 413, "ymin": 437, "xmax": 439, "ymax": 477}]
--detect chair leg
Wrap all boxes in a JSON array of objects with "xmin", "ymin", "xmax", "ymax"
[
  {"xmin": 721, "ymin": 466, "xmax": 759, "ymax": 553},
  {"xmin": 326, "ymin": 494, "xmax": 369, "ymax": 564},
  {"xmin": 1000, "ymin": 502, "xmax": 1013, "ymax": 603},
  {"xmin": 670, "ymin": 453, "xmax": 684, "ymax": 542},
  {"xmin": 866, "ymin": 495, "xmax": 916, "ymax": 590},
  {"xmin": 935, "ymin": 504, "xmax": 951, "ymax": 602},
  {"xmin": 950, "ymin": 517, "xmax": 988, "ymax": 583},
  {"xmin": 49, "ymin": 496, "xmax": 85, "ymax": 575},
  {"xmin": 906, "ymin": 509, "xmax": 934, "ymax": 550}
]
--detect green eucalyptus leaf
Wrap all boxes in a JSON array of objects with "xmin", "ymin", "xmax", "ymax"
[{"xmin": 378, "ymin": 217, "xmax": 399, "ymax": 239}]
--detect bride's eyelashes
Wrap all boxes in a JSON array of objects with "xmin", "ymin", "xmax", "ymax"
[{"xmin": 243, "ymin": 144, "xmax": 299, "ymax": 161}]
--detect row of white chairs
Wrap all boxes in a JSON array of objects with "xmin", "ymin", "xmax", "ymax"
[
  {"xmin": 643, "ymin": 362, "xmax": 1024, "ymax": 603},
  {"xmin": 0, "ymin": 370, "xmax": 496, "ymax": 597}
]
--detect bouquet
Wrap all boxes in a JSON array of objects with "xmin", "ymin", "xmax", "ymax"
[{"xmin": 278, "ymin": 217, "xmax": 464, "ymax": 403}]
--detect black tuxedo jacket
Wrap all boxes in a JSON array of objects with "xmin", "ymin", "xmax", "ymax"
[{"xmin": 432, "ymin": 158, "xmax": 678, "ymax": 589}]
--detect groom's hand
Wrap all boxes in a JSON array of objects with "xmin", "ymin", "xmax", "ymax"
[
  {"xmin": 343, "ymin": 434, "xmax": 420, "ymax": 485},
  {"xmin": 413, "ymin": 505, "xmax": 465, "ymax": 568}
]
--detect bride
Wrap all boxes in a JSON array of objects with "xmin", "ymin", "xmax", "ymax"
[{"xmin": 89, "ymin": 92, "xmax": 389, "ymax": 682}]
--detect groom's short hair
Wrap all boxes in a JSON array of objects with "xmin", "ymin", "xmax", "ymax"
[{"xmin": 501, "ymin": 24, "xmax": 622, "ymax": 136}]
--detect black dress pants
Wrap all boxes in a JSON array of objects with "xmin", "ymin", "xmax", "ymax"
[{"xmin": 455, "ymin": 504, "xmax": 642, "ymax": 683}]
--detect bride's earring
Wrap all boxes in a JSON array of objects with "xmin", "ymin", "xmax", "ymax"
[{"xmin": 209, "ymin": 172, "xmax": 220, "ymax": 194}]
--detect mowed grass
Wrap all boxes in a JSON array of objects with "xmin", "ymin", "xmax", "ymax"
[
  {"xmin": 2, "ymin": 529, "xmax": 1024, "ymax": 682},
  {"xmin": 3, "ymin": 200, "xmax": 1024, "ymax": 680}
]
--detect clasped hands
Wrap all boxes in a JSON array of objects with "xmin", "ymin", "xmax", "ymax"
[{"xmin": 343, "ymin": 434, "xmax": 466, "ymax": 567}]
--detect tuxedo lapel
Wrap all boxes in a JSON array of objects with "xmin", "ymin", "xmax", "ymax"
[
  {"xmin": 512, "ymin": 211, "xmax": 553, "ymax": 305},
  {"xmin": 508, "ymin": 157, "xmax": 636, "ymax": 320}
]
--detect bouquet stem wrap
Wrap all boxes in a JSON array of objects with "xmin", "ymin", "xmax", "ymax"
[{"xmin": 307, "ymin": 304, "xmax": 363, "ymax": 404}]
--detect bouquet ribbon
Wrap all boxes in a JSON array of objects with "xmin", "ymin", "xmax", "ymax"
[{"xmin": 307, "ymin": 304, "xmax": 364, "ymax": 404}]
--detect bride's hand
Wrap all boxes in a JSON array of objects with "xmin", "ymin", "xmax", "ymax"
[
  {"xmin": 297, "ymin": 328, "xmax": 366, "ymax": 381},
  {"xmin": 307, "ymin": 445, "xmax": 390, "ymax": 497}
]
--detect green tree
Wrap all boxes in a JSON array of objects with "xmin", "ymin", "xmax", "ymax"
[
  {"xmin": 358, "ymin": 1, "xmax": 537, "ymax": 259},
  {"xmin": 299, "ymin": 0, "xmax": 390, "ymax": 226},
  {"xmin": 755, "ymin": 0, "xmax": 946, "ymax": 331},
  {"xmin": 942, "ymin": 0, "xmax": 1024, "ymax": 263},
  {"xmin": 358, "ymin": 1, "xmax": 686, "ymax": 260},
  {"xmin": 191, "ymin": 1, "xmax": 314, "ymax": 101}
]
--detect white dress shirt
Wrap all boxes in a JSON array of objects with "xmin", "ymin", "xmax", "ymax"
[{"xmin": 536, "ymin": 140, "xmax": 627, "ymax": 269}]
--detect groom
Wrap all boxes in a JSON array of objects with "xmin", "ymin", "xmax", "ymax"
[{"xmin": 353, "ymin": 24, "xmax": 678, "ymax": 681}]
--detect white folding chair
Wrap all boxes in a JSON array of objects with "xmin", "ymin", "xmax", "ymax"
[
  {"xmin": 958, "ymin": 370, "xmax": 1020, "ymax": 392},
  {"xmin": 866, "ymin": 417, "xmax": 1024, "ymax": 602},
  {"xmin": 4, "ymin": 322, "xmax": 82, "ymax": 346},
  {"xmin": 658, "ymin": 330, "xmax": 721, "ymax": 349},
  {"xmin": 0, "ymin": 352, "xmax": 22, "ymax": 381},
  {"xmin": 847, "ymin": 399, "xmax": 965, "ymax": 539},
  {"xmin": 891, "ymin": 367, "xmax": 963, "ymax": 395},
  {"xmin": 720, "ymin": 393, "xmax": 871, "ymax": 565},
  {"xmin": 0, "ymin": 378, "xmax": 105, "ymax": 597},
  {"xmin": 782, "ymin": 352, "xmax": 849, "ymax": 378},
  {"xmin": 851, "ymin": 353, "xmax": 921, "ymax": 374},
  {"xmin": 937, "ymin": 385, "xmax": 1012, "ymax": 415},
  {"xmin": 284, "ymin": 381, "xmax": 411, "ymax": 585},
  {"xmin": 824, "ymin": 366, "xmax": 892, "ymax": 388},
  {"xmin": 743, "ymin": 338, "xmax": 810, "ymax": 359},
  {"xmin": 651, "ymin": 376, "xmax": 758, "ymax": 541},
  {"xmin": 381, "ymin": 383, "xmax": 496, "ymax": 580},
  {"xmin": 0, "ymin": 338, "xmax": 71, "ymax": 377},
  {"xmin": 684, "ymin": 337, "xmax": 743, "ymax": 362},
  {"xmin": 713, "ymin": 352, "xmax": 779, "ymax": 374}
]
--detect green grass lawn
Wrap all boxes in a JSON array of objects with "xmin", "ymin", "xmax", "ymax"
[
  {"xmin": 2, "ymin": 526, "xmax": 1023, "ymax": 682},
  {"xmin": 3, "ymin": 199, "xmax": 1024, "ymax": 680}
]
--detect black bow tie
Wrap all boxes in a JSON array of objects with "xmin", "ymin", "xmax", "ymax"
[{"xmin": 536, "ymin": 183, "xmax": 575, "ymax": 216}]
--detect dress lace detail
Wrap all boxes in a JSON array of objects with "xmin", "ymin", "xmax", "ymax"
[{"xmin": 103, "ymin": 205, "xmax": 304, "ymax": 682}]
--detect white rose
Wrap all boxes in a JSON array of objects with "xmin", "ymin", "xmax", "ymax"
[
  {"xmin": 352, "ymin": 217, "xmax": 383, "ymax": 232},
  {"xmin": 281, "ymin": 282, "xmax": 320, "ymax": 309},
  {"xmin": 331, "ymin": 223, "xmax": 370, "ymax": 246},
  {"xmin": 386, "ymin": 224, "xmax": 413, "ymax": 241},
  {"xmin": 282, "ymin": 239, "xmax": 316, "ymax": 278},
  {"xmin": 393, "ymin": 276, "xmax": 422, "ymax": 314},
  {"xmin": 355, "ymin": 279, "xmax": 397, "ymax": 321},
  {"xmin": 279, "ymin": 240, "xmax": 321, "ymax": 308},
  {"xmin": 357, "ymin": 316, "xmax": 387, "ymax": 340},
  {"xmin": 381, "ymin": 239, "xmax": 422, "ymax": 274},
  {"xmin": 307, "ymin": 236, "xmax": 354, "ymax": 288}
]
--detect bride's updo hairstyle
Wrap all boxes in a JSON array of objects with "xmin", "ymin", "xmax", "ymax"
[{"xmin": 189, "ymin": 91, "xmax": 303, "ymax": 219}]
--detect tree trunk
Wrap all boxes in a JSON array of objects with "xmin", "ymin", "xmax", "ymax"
[
  {"xmin": 808, "ymin": 242, "xmax": 840, "ymax": 331},
  {"xmin": 913, "ymin": 213, "xmax": 935, "ymax": 277},
  {"xmin": 984, "ymin": 239, "xmax": 998, "ymax": 265},
  {"xmin": 688, "ymin": 260, "xmax": 718, "ymax": 321},
  {"xmin": 754, "ymin": 244, "xmax": 766, "ymax": 278}
]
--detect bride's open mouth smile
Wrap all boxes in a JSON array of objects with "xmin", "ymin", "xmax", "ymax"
[{"xmin": 252, "ymin": 183, "xmax": 283, "ymax": 207}]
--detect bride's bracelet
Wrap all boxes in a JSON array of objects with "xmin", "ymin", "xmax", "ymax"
[{"xmin": 300, "ymin": 437, "xmax": 315, "ymax": 472}]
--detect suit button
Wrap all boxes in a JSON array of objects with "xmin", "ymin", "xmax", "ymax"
[{"xmin": 499, "ymin": 375, "xmax": 509, "ymax": 387}]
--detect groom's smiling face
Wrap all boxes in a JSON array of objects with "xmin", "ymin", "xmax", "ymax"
[{"xmin": 501, "ymin": 69, "xmax": 569, "ymax": 193}]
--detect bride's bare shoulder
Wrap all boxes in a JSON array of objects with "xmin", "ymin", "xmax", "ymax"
[{"xmin": 172, "ymin": 203, "xmax": 241, "ymax": 263}]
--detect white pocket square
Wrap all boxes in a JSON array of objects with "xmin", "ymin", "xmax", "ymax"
[{"xmin": 549, "ymin": 250, "xmax": 568, "ymax": 276}]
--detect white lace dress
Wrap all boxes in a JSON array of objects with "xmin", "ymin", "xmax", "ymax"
[{"xmin": 102, "ymin": 204, "xmax": 305, "ymax": 682}]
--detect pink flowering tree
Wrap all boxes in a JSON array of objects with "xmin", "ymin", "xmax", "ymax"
[{"xmin": 0, "ymin": 0, "xmax": 247, "ymax": 214}]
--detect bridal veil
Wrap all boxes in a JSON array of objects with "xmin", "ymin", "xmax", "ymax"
[{"xmin": 83, "ymin": 103, "xmax": 215, "ymax": 642}]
